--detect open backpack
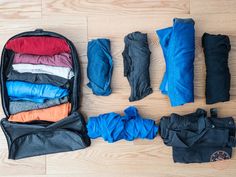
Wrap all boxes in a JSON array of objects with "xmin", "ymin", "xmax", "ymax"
[{"xmin": 0, "ymin": 29, "xmax": 91, "ymax": 159}]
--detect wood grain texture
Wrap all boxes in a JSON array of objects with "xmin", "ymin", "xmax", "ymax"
[
  {"xmin": 42, "ymin": 0, "xmax": 190, "ymax": 16},
  {"xmin": 0, "ymin": 0, "xmax": 41, "ymax": 20},
  {"xmin": 190, "ymin": 0, "xmax": 236, "ymax": 14},
  {"xmin": 0, "ymin": 0, "xmax": 236, "ymax": 177}
]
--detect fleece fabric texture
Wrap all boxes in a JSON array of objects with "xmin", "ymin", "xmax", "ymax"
[
  {"xmin": 7, "ymin": 70, "xmax": 70, "ymax": 88},
  {"xmin": 202, "ymin": 33, "xmax": 231, "ymax": 104},
  {"xmin": 6, "ymin": 81, "xmax": 68, "ymax": 103},
  {"xmin": 9, "ymin": 96, "xmax": 68, "ymax": 114},
  {"xmin": 159, "ymin": 108, "xmax": 236, "ymax": 163},
  {"xmin": 9, "ymin": 103, "xmax": 71, "ymax": 122},
  {"xmin": 6, "ymin": 37, "xmax": 71, "ymax": 56},
  {"xmin": 13, "ymin": 53, "xmax": 72, "ymax": 68},
  {"xmin": 87, "ymin": 38, "xmax": 113, "ymax": 96},
  {"xmin": 156, "ymin": 18, "xmax": 195, "ymax": 107},
  {"xmin": 122, "ymin": 32, "xmax": 153, "ymax": 102},
  {"xmin": 12, "ymin": 64, "xmax": 74, "ymax": 79},
  {"xmin": 87, "ymin": 106, "xmax": 158, "ymax": 143}
]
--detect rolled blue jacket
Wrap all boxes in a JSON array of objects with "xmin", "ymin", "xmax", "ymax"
[
  {"xmin": 87, "ymin": 38, "xmax": 113, "ymax": 96},
  {"xmin": 156, "ymin": 18, "xmax": 195, "ymax": 107},
  {"xmin": 87, "ymin": 106, "xmax": 158, "ymax": 143},
  {"xmin": 6, "ymin": 81, "xmax": 68, "ymax": 103}
]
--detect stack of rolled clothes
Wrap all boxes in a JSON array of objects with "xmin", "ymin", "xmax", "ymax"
[{"xmin": 6, "ymin": 37, "xmax": 73, "ymax": 123}]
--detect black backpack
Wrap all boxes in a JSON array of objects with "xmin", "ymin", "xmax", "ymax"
[{"xmin": 0, "ymin": 29, "xmax": 91, "ymax": 159}]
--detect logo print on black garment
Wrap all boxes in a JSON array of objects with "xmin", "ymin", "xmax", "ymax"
[{"xmin": 210, "ymin": 150, "xmax": 230, "ymax": 162}]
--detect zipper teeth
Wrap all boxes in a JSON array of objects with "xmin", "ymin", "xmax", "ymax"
[{"xmin": 0, "ymin": 30, "xmax": 80, "ymax": 117}]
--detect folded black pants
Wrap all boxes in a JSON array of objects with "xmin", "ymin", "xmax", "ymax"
[{"xmin": 159, "ymin": 108, "xmax": 235, "ymax": 163}]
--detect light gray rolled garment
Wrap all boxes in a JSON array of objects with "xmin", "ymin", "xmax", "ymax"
[{"xmin": 9, "ymin": 96, "xmax": 69, "ymax": 114}]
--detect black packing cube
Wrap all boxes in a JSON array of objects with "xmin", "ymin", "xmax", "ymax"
[{"xmin": 0, "ymin": 29, "xmax": 91, "ymax": 159}]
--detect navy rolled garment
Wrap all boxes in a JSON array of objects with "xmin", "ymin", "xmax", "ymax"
[
  {"xmin": 156, "ymin": 18, "xmax": 195, "ymax": 107},
  {"xmin": 6, "ymin": 81, "xmax": 68, "ymax": 103},
  {"xmin": 87, "ymin": 38, "xmax": 113, "ymax": 96},
  {"xmin": 122, "ymin": 32, "xmax": 153, "ymax": 102},
  {"xmin": 202, "ymin": 33, "xmax": 231, "ymax": 104},
  {"xmin": 87, "ymin": 106, "xmax": 158, "ymax": 143}
]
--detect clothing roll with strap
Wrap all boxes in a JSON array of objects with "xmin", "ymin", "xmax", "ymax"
[
  {"xmin": 202, "ymin": 33, "xmax": 231, "ymax": 104},
  {"xmin": 156, "ymin": 18, "xmax": 195, "ymax": 107},
  {"xmin": 87, "ymin": 106, "xmax": 158, "ymax": 143}
]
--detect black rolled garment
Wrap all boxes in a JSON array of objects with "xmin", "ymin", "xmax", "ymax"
[
  {"xmin": 159, "ymin": 108, "xmax": 236, "ymax": 163},
  {"xmin": 7, "ymin": 70, "xmax": 70, "ymax": 88},
  {"xmin": 122, "ymin": 32, "xmax": 153, "ymax": 102},
  {"xmin": 1, "ymin": 112, "xmax": 91, "ymax": 159},
  {"xmin": 202, "ymin": 33, "xmax": 231, "ymax": 104}
]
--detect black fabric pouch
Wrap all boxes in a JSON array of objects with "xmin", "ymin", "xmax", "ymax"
[
  {"xmin": 0, "ymin": 29, "xmax": 91, "ymax": 159},
  {"xmin": 202, "ymin": 33, "xmax": 231, "ymax": 104},
  {"xmin": 159, "ymin": 108, "xmax": 236, "ymax": 163},
  {"xmin": 1, "ymin": 112, "xmax": 90, "ymax": 159}
]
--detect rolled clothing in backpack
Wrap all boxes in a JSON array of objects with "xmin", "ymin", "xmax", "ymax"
[
  {"xmin": 6, "ymin": 81, "xmax": 68, "ymax": 103},
  {"xmin": 5, "ymin": 36, "xmax": 71, "ymax": 56},
  {"xmin": 12, "ymin": 63, "xmax": 74, "ymax": 79},
  {"xmin": 9, "ymin": 102, "xmax": 71, "ymax": 123},
  {"xmin": 7, "ymin": 70, "xmax": 70, "ymax": 88},
  {"xmin": 9, "ymin": 96, "xmax": 69, "ymax": 114},
  {"xmin": 13, "ymin": 53, "xmax": 72, "ymax": 68}
]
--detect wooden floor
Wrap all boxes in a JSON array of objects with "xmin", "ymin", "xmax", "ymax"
[{"xmin": 0, "ymin": 0, "xmax": 236, "ymax": 176}]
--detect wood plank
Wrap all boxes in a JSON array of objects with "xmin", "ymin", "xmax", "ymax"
[
  {"xmin": 190, "ymin": 0, "xmax": 236, "ymax": 14},
  {"xmin": 0, "ymin": 121, "xmax": 46, "ymax": 176},
  {"xmin": 41, "ymin": 15, "xmax": 88, "ymax": 43},
  {"xmin": 0, "ymin": 0, "xmax": 41, "ymax": 20},
  {"xmin": 42, "ymin": 0, "xmax": 189, "ymax": 16},
  {"xmin": 46, "ymin": 138, "xmax": 236, "ymax": 177},
  {"xmin": 0, "ymin": 148, "xmax": 46, "ymax": 176}
]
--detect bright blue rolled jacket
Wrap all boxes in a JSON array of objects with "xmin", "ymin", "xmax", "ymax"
[
  {"xmin": 87, "ymin": 38, "xmax": 113, "ymax": 96},
  {"xmin": 156, "ymin": 18, "xmax": 195, "ymax": 107},
  {"xmin": 87, "ymin": 106, "xmax": 158, "ymax": 143},
  {"xmin": 6, "ymin": 81, "xmax": 68, "ymax": 103}
]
